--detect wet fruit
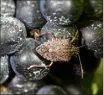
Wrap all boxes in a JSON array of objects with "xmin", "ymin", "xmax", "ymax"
[
  {"xmin": 16, "ymin": 0, "xmax": 46, "ymax": 29},
  {"xmin": 0, "ymin": 17, "xmax": 27, "ymax": 55},
  {"xmin": 81, "ymin": 21, "xmax": 103, "ymax": 58},
  {"xmin": 10, "ymin": 40, "xmax": 50, "ymax": 81},
  {"xmin": 7, "ymin": 76, "xmax": 45, "ymax": 94},
  {"xmin": 40, "ymin": 0, "xmax": 83, "ymax": 25},
  {"xmin": 36, "ymin": 85, "xmax": 67, "ymax": 95}
]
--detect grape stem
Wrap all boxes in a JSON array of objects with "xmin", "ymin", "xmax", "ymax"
[{"xmin": 30, "ymin": 29, "xmax": 40, "ymax": 39}]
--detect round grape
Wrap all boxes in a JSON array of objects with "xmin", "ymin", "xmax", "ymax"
[
  {"xmin": 7, "ymin": 76, "xmax": 45, "ymax": 95},
  {"xmin": 36, "ymin": 85, "xmax": 67, "ymax": 95},
  {"xmin": 81, "ymin": 21, "xmax": 103, "ymax": 58},
  {"xmin": 10, "ymin": 41, "xmax": 50, "ymax": 81},
  {"xmin": 0, "ymin": 17, "xmax": 27, "ymax": 55},
  {"xmin": 41, "ymin": 22, "xmax": 78, "ymax": 39},
  {"xmin": 16, "ymin": 0, "xmax": 46, "ymax": 29},
  {"xmin": 40, "ymin": 0, "xmax": 83, "ymax": 25}
]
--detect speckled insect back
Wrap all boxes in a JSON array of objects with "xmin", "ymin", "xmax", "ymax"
[
  {"xmin": 36, "ymin": 30, "xmax": 79, "ymax": 62},
  {"xmin": 34, "ymin": 23, "xmax": 84, "ymax": 78},
  {"xmin": 36, "ymin": 37, "xmax": 79, "ymax": 62},
  {"xmin": 35, "ymin": 22, "xmax": 79, "ymax": 62}
]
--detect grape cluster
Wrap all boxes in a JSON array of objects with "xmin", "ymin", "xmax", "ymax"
[{"xmin": 0, "ymin": 0, "xmax": 103, "ymax": 94}]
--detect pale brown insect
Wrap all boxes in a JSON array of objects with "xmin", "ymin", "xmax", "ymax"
[
  {"xmin": 30, "ymin": 30, "xmax": 84, "ymax": 78},
  {"xmin": 36, "ymin": 38, "xmax": 79, "ymax": 62},
  {"xmin": 36, "ymin": 30, "xmax": 79, "ymax": 61}
]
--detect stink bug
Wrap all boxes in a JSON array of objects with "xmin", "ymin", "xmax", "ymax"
[
  {"xmin": 36, "ymin": 32, "xmax": 79, "ymax": 62},
  {"xmin": 29, "ymin": 23, "xmax": 84, "ymax": 78}
]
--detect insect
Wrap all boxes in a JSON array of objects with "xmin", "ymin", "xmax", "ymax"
[
  {"xmin": 32, "ymin": 30, "xmax": 84, "ymax": 79},
  {"xmin": 36, "ymin": 33, "xmax": 79, "ymax": 62}
]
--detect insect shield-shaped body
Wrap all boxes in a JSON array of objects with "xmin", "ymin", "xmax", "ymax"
[
  {"xmin": 10, "ymin": 38, "xmax": 50, "ymax": 81},
  {"xmin": 36, "ymin": 22, "xmax": 79, "ymax": 62}
]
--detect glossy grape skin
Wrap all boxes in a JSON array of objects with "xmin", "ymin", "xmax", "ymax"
[
  {"xmin": 10, "ymin": 39, "xmax": 50, "ymax": 81},
  {"xmin": 81, "ymin": 21, "xmax": 103, "ymax": 58},
  {"xmin": 7, "ymin": 76, "xmax": 45, "ymax": 95},
  {"xmin": 0, "ymin": 17, "xmax": 27, "ymax": 56},
  {"xmin": 64, "ymin": 84, "xmax": 86, "ymax": 95},
  {"xmin": 36, "ymin": 85, "xmax": 67, "ymax": 95},
  {"xmin": 0, "ymin": 0, "xmax": 15, "ymax": 17},
  {"xmin": 26, "ymin": 38, "xmax": 37, "ymax": 51},
  {"xmin": 40, "ymin": 0, "xmax": 83, "ymax": 25},
  {"xmin": 41, "ymin": 22, "xmax": 79, "ymax": 40},
  {"xmin": 16, "ymin": 0, "xmax": 46, "ymax": 29},
  {"xmin": 0, "ymin": 55, "xmax": 9, "ymax": 84},
  {"xmin": 34, "ymin": 23, "xmax": 79, "ymax": 50}
]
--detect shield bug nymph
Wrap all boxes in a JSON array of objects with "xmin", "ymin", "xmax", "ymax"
[
  {"xmin": 30, "ymin": 23, "xmax": 84, "ymax": 78},
  {"xmin": 36, "ymin": 32, "xmax": 79, "ymax": 62}
]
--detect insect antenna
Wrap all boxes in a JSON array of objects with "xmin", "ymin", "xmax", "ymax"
[{"xmin": 77, "ymin": 54, "xmax": 84, "ymax": 79}]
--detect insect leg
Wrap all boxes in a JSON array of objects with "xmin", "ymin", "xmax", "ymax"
[
  {"xmin": 70, "ymin": 30, "xmax": 79, "ymax": 43},
  {"xmin": 27, "ymin": 62, "xmax": 53, "ymax": 70},
  {"xmin": 77, "ymin": 54, "xmax": 84, "ymax": 79}
]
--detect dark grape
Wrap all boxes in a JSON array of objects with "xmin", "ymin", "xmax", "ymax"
[
  {"xmin": 81, "ymin": 21, "xmax": 103, "ymax": 58},
  {"xmin": 26, "ymin": 38, "xmax": 37, "ymax": 51},
  {"xmin": 0, "ymin": 55, "xmax": 9, "ymax": 84},
  {"xmin": 7, "ymin": 76, "xmax": 45, "ymax": 95},
  {"xmin": 10, "ymin": 40, "xmax": 50, "ymax": 81},
  {"xmin": 0, "ymin": 17, "xmax": 27, "ymax": 55},
  {"xmin": 83, "ymin": 0, "xmax": 103, "ymax": 18},
  {"xmin": 40, "ymin": 0, "xmax": 83, "ymax": 25},
  {"xmin": 16, "ymin": 0, "xmax": 46, "ymax": 29},
  {"xmin": 64, "ymin": 84, "xmax": 87, "ymax": 95},
  {"xmin": 41, "ymin": 22, "xmax": 79, "ymax": 41},
  {"xmin": 0, "ymin": 0, "xmax": 15, "ymax": 16},
  {"xmin": 0, "ymin": 0, "xmax": 103, "ymax": 94},
  {"xmin": 36, "ymin": 85, "xmax": 67, "ymax": 95}
]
